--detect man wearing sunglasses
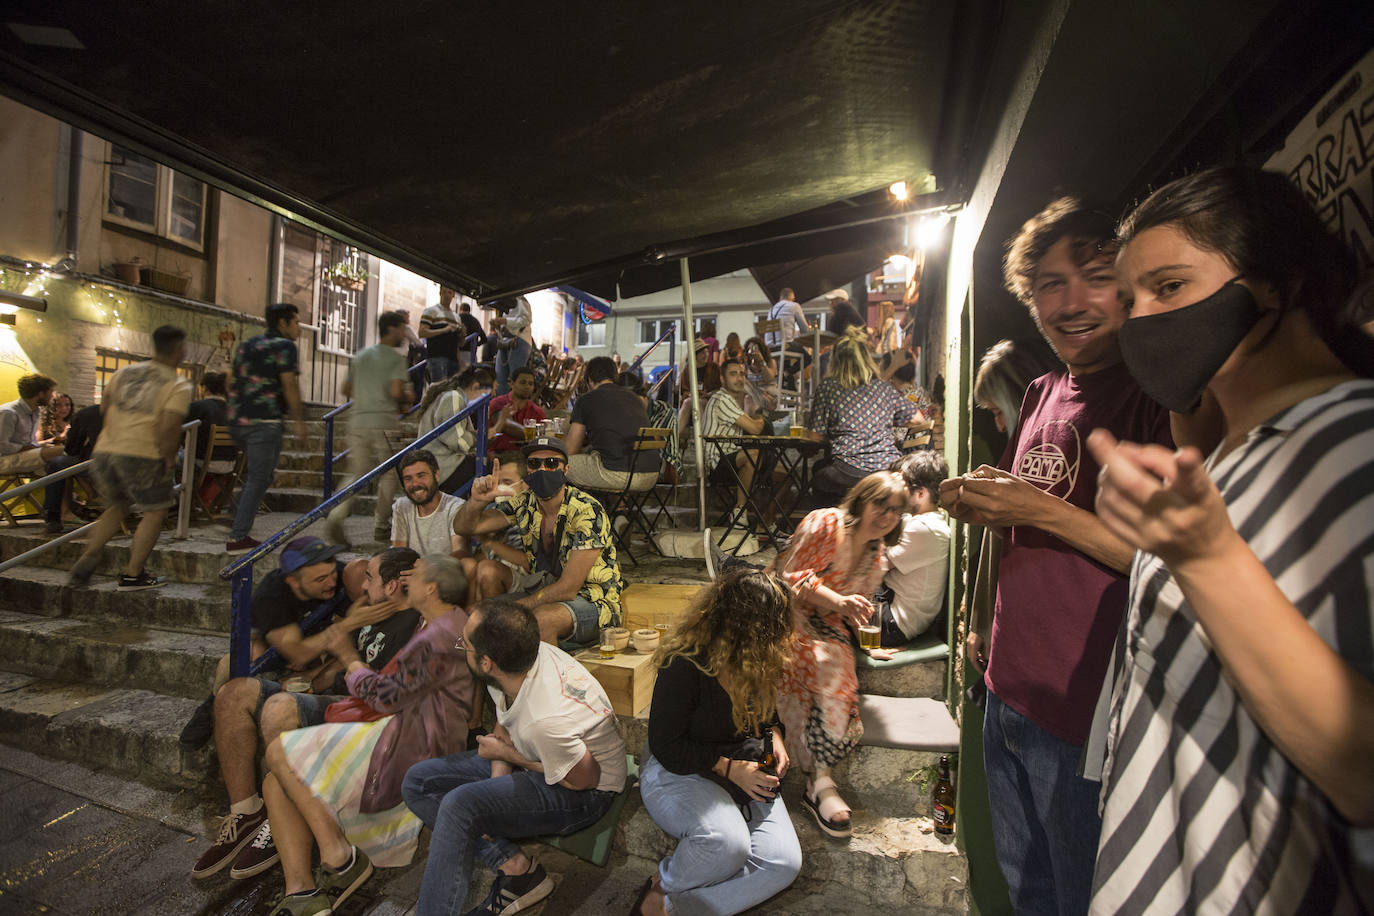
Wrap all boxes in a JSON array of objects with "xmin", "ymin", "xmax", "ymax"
[{"xmin": 452, "ymin": 436, "xmax": 623, "ymax": 647}]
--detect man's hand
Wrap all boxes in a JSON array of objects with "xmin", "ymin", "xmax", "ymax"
[
  {"xmin": 470, "ymin": 459, "xmax": 519, "ymax": 505},
  {"xmin": 966, "ymin": 632, "xmax": 988, "ymax": 673},
  {"xmin": 476, "ymin": 732, "xmax": 516, "ymax": 763},
  {"xmin": 321, "ymin": 624, "xmax": 359, "ymax": 662},
  {"xmin": 1087, "ymin": 430, "xmax": 1238, "ymax": 570},
  {"xmin": 339, "ymin": 597, "xmax": 401, "ymax": 631},
  {"xmin": 943, "ymin": 465, "xmax": 1054, "ymax": 529}
]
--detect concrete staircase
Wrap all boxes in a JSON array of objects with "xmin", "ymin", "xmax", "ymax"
[{"xmin": 0, "ymin": 442, "xmax": 968, "ymax": 913}]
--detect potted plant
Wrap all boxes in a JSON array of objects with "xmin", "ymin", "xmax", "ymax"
[
  {"xmin": 325, "ymin": 261, "xmax": 368, "ymax": 291},
  {"xmin": 112, "ymin": 257, "xmax": 142, "ymax": 285}
]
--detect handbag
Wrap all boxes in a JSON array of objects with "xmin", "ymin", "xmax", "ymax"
[{"xmin": 322, "ymin": 654, "xmax": 399, "ymax": 724}]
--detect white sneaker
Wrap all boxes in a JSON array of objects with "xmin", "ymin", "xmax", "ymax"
[{"xmin": 703, "ymin": 528, "xmax": 717, "ymax": 580}]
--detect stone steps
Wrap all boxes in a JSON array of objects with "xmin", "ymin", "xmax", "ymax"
[
  {"xmin": 0, "ymin": 674, "xmax": 211, "ymax": 788},
  {"xmin": 0, "ymin": 565, "xmax": 230, "ymax": 631},
  {"xmin": 0, "ymin": 609, "xmax": 224, "ymax": 700}
]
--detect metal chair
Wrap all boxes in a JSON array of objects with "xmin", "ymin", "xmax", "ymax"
[
  {"xmin": 193, "ymin": 424, "xmax": 246, "ymax": 521},
  {"xmin": 755, "ymin": 319, "xmax": 805, "ymax": 409},
  {"xmin": 0, "ymin": 471, "xmax": 45, "ymax": 527},
  {"xmin": 584, "ymin": 426, "xmax": 672, "ymax": 565}
]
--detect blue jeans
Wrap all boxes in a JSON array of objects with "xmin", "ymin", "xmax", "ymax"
[
  {"xmin": 494, "ymin": 338, "xmax": 531, "ymax": 395},
  {"xmin": 428, "ymin": 356, "xmax": 460, "ymax": 382},
  {"xmin": 402, "ymin": 750, "xmax": 616, "ymax": 916},
  {"xmin": 229, "ymin": 423, "xmax": 283, "ymax": 541},
  {"xmin": 640, "ymin": 753, "xmax": 801, "ymax": 915},
  {"xmin": 983, "ymin": 690, "xmax": 1102, "ymax": 916}
]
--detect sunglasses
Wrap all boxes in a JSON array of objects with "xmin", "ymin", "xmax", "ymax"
[{"xmin": 526, "ymin": 456, "xmax": 566, "ymax": 470}]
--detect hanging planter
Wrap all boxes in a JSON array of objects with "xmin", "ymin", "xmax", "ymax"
[{"xmin": 324, "ymin": 261, "xmax": 368, "ymax": 291}]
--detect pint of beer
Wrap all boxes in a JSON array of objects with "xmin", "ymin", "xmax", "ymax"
[
  {"xmin": 599, "ymin": 627, "xmax": 617, "ymax": 659},
  {"xmin": 858, "ymin": 625, "xmax": 881, "ymax": 649},
  {"xmin": 523, "ymin": 420, "xmax": 538, "ymax": 441}
]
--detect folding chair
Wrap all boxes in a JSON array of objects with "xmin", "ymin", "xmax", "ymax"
[
  {"xmin": 899, "ymin": 422, "xmax": 935, "ymax": 453},
  {"xmin": 194, "ymin": 424, "xmax": 246, "ymax": 521},
  {"xmin": 585, "ymin": 427, "xmax": 672, "ymax": 566},
  {"xmin": 0, "ymin": 471, "xmax": 45, "ymax": 527}
]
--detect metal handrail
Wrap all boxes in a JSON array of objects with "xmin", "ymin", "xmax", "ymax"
[
  {"xmin": 322, "ymin": 357, "xmax": 430, "ymax": 498},
  {"xmin": 220, "ymin": 394, "xmax": 490, "ymax": 678},
  {"xmin": 0, "ymin": 419, "xmax": 201, "ymax": 574},
  {"xmin": 628, "ymin": 327, "xmax": 674, "ymax": 376}
]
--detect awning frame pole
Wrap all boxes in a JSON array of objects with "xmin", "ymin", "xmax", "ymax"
[{"xmin": 680, "ymin": 258, "xmax": 708, "ymax": 530}]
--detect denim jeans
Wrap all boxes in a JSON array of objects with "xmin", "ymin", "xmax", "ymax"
[
  {"xmin": 983, "ymin": 690, "xmax": 1102, "ymax": 916},
  {"xmin": 427, "ymin": 356, "xmax": 460, "ymax": 382},
  {"xmin": 42, "ymin": 453, "xmax": 83, "ymax": 518},
  {"xmin": 639, "ymin": 753, "xmax": 801, "ymax": 916},
  {"xmin": 494, "ymin": 337, "xmax": 531, "ymax": 395},
  {"xmin": 229, "ymin": 423, "xmax": 283, "ymax": 540},
  {"xmin": 402, "ymin": 750, "xmax": 616, "ymax": 916}
]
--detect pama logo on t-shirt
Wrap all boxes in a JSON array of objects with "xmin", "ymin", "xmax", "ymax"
[{"xmin": 1016, "ymin": 419, "xmax": 1080, "ymax": 498}]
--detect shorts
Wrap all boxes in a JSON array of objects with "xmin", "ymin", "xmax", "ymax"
[
  {"xmin": 90, "ymin": 452, "xmax": 175, "ymax": 512},
  {"xmin": 256, "ymin": 677, "xmax": 343, "ymax": 727},
  {"xmin": 514, "ymin": 578, "xmax": 604, "ymax": 648}
]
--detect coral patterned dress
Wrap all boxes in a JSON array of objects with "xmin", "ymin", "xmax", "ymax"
[{"xmin": 776, "ymin": 507, "xmax": 886, "ymax": 771}]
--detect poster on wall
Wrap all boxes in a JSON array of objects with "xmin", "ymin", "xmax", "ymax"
[{"xmin": 1265, "ymin": 47, "xmax": 1374, "ymax": 272}]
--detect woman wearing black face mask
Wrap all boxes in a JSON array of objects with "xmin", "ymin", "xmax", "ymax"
[{"xmin": 1086, "ymin": 167, "xmax": 1374, "ymax": 915}]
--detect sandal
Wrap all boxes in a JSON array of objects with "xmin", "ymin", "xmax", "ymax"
[
  {"xmin": 803, "ymin": 774, "xmax": 853, "ymax": 839},
  {"xmin": 628, "ymin": 877, "xmax": 653, "ymax": 916}
]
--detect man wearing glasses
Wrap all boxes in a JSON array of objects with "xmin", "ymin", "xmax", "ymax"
[{"xmin": 452, "ymin": 437, "xmax": 623, "ymax": 647}]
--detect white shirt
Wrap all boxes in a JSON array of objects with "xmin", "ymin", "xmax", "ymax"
[
  {"xmin": 884, "ymin": 510, "xmax": 950, "ymax": 638},
  {"xmin": 390, "ymin": 491, "xmax": 463, "ymax": 555},
  {"xmin": 492, "ymin": 642, "xmax": 627, "ymax": 792}
]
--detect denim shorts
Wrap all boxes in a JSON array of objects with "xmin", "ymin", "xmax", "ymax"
[
  {"xmin": 559, "ymin": 595, "xmax": 603, "ymax": 647},
  {"xmin": 255, "ymin": 677, "xmax": 342, "ymax": 727}
]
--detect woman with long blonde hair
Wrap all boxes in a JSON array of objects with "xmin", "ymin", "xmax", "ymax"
[
  {"xmin": 632, "ymin": 569, "xmax": 802, "ymax": 916},
  {"xmin": 808, "ymin": 331, "xmax": 922, "ymax": 503}
]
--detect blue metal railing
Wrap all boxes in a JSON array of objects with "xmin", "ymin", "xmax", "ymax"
[{"xmin": 220, "ymin": 394, "xmax": 490, "ymax": 678}]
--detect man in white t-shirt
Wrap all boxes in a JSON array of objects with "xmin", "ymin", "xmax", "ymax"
[
  {"xmin": 882, "ymin": 451, "xmax": 950, "ymax": 643},
  {"xmin": 68, "ymin": 325, "xmax": 193, "ymax": 590},
  {"xmin": 403, "ymin": 598, "xmax": 625, "ymax": 915},
  {"xmin": 389, "ymin": 448, "xmax": 465, "ymax": 557}
]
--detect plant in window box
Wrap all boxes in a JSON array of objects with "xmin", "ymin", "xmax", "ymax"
[
  {"xmin": 112, "ymin": 257, "xmax": 142, "ymax": 285},
  {"xmin": 325, "ymin": 261, "xmax": 368, "ymax": 290}
]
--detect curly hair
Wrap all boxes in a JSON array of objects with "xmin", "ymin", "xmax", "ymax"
[
  {"xmin": 655, "ymin": 570, "xmax": 793, "ymax": 735},
  {"xmin": 1003, "ymin": 197, "xmax": 1118, "ymax": 305}
]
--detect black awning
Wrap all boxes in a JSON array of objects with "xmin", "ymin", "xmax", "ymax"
[{"xmin": 0, "ymin": 0, "xmax": 985, "ymax": 295}]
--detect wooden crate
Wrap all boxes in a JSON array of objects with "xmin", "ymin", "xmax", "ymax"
[
  {"xmin": 574, "ymin": 646, "xmax": 660, "ymax": 716},
  {"xmin": 619, "ymin": 584, "xmax": 704, "ymax": 631}
]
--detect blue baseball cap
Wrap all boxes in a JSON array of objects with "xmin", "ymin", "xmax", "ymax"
[{"xmin": 280, "ymin": 536, "xmax": 344, "ymax": 573}]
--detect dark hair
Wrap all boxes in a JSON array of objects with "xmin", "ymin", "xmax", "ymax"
[
  {"xmin": 720, "ymin": 357, "xmax": 745, "ymax": 374},
  {"xmin": 840, "ymin": 471, "xmax": 907, "ymax": 547},
  {"xmin": 1003, "ymin": 198, "xmax": 1118, "ymax": 305},
  {"xmin": 396, "ymin": 447, "xmax": 439, "ymax": 482},
  {"xmin": 511, "ymin": 366, "xmax": 537, "ymax": 384},
  {"xmin": 378, "ymin": 311, "xmax": 407, "ymax": 335},
  {"xmin": 152, "ymin": 325, "xmax": 186, "ymax": 357},
  {"xmin": 1118, "ymin": 166, "xmax": 1373, "ymax": 378},
  {"xmin": 891, "ymin": 361, "xmax": 916, "ymax": 384},
  {"xmin": 495, "ymin": 449, "xmax": 526, "ymax": 475},
  {"xmin": 457, "ymin": 365, "xmax": 495, "ymax": 389},
  {"xmin": 890, "ymin": 451, "xmax": 948, "ymax": 506},
  {"xmin": 376, "ymin": 546, "xmax": 419, "ymax": 586},
  {"xmin": 265, "ymin": 302, "xmax": 298, "ymax": 333},
  {"xmin": 17, "ymin": 373, "xmax": 56, "ymax": 400},
  {"xmin": 419, "ymin": 554, "xmax": 467, "ymax": 605},
  {"xmin": 200, "ymin": 370, "xmax": 228, "ymax": 397},
  {"xmin": 586, "ymin": 356, "xmax": 618, "ymax": 383},
  {"xmin": 470, "ymin": 598, "xmax": 541, "ymax": 674},
  {"xmin": 616, "ymin": 370, "xmax": 645, "ymax": 394},
  {"xmin": 459, "ymin": 301, "xmax": 471, "ymax": 313}
]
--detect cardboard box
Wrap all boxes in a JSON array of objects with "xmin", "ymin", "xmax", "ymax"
[
  {"xmin": 575, "ymin": 646, "xmax": 660, "ymax": 716},
  {"xmin": 619, "ymin": 584, "xmax": 703, "ymax": 631}
]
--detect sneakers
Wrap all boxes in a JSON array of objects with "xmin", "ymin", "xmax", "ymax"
[
  {"xmin": 267, "ymin": 889, "xmax": 332, "ymax": 916},
  {"xmin": 44, "ymin": 515, "xmax": 64, "ymax": 534},
  {"xmin": 179, "ymin": 694, "xmax": 216, "ymax": 750},
  {"xmin": 315, "ymin": 845, "xmax": 373, "ymax": 911},
  {"xmin": 191, "ymin": 807, "xmax": 268, "ymax": 878},
  {"xmin": 466, "ymin": 863, "xmax": 553, "ymax": 915},
  {"xmin": 225, "ymin": 536, "xmax": 261, "ymax": 555},
  {"xmin": 229, "ymin": 821, "xmax": 280, "ymax": 879},
  {"xmin": 117, "ymin": 571, "xmax": 166, "ymax": 590}
]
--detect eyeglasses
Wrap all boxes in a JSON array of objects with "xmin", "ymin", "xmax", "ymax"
[
  {"xmin": 454, "ymin": 635, "xmax": 473, "ymax": 652},
  {"xmin": 526, "ymin": 456, "xmax": 566, "ymax": 470}
]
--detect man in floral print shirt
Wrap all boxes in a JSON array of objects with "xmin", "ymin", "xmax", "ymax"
[{"xmin": 226, "ymin": 302, "xmax": 307, "ymax": 553}]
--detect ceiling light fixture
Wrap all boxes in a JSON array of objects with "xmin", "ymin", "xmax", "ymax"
[{"xmin": 888, "ymin": 181, "xmax": 909, "ymax": 201}]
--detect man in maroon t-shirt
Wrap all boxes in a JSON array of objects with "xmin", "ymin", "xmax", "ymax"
[
  {"xmin": 487, "ymin": 367, "xmax": 546, "ymax": 452},
  {"xmin": 941, "ymin": 199, "xmax": 1173, "ymax": 916}
]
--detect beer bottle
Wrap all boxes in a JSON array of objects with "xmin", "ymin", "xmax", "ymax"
[
  {"xmin": 759, "ymin": 724, "xmax": 778, "ymax": 777},
  {"xmin": 932, "ymin": 755, "xmax": 956, "ymax": 835}
]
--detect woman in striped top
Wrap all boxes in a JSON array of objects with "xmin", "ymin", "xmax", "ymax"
[{"xmin": 1087, "ymin": 166, "xmax": 1374, "ymax": 914}]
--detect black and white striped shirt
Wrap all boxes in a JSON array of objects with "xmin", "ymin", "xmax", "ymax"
[{"xmin": 1092, "ymin": 380, "xmax": 1374, "ymax": 915}]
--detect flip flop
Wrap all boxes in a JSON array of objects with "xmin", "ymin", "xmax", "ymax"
[{"xmin": 803, "ymin": 775, "xmax": 853, "ymax": 839}]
